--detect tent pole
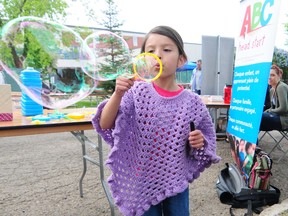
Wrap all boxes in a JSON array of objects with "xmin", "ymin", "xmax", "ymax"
[{"xmin": 217, "ymin": 35, "xmax": 221, "ymax": 95}]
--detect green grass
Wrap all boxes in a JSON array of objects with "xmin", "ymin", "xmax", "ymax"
[
  {"xmin": 67, "ymin": 96, "xmax": 108, "ymax": 108},
  {"xmin": 66, "ymin": 100, "xmax": 97, "ymax": 109},
  {"xmin": 74, "ymin": 100, "xmax": 98, "ymax": 108}
]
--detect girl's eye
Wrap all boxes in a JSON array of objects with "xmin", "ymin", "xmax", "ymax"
[
  {"xmin": 148, "ymin": 50, "xmax": 154, "ymax": 53},
  {"xmin": 164, "ymin": 49, "xmax": 171, "ymax": 52}
]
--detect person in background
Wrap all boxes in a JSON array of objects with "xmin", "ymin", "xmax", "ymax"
[
  {"xmin": 238, "ymin": 139, "xmax": 246, "ymax": 168},
  {"xmin": 242, "ymin": 142, "xmax": 256, "ymax": 176},
  {"xmin": 260, "ymin": 64, "xmax": 288, "ymax": 131},
  {"xmin": 190, "ymin": 59, "xmax": 202, "ymax": 95},
  {"xmin": 92, "ymin": 26, "xmax": 220, "ymax": 216},
  {"xmin": 227, "ymin": 134, "xmax": 240, "ymax": 168}
]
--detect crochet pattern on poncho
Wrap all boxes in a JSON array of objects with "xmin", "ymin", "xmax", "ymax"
[{"xmin": 92, "ymin": 82, "xmax": 221, "ymax": 216}]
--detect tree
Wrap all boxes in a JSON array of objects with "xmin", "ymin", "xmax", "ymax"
[
  {"xmin": 272, "ymin": 20, "xmax": 288, "ymax": 82},
  {"xmin": 98, "ymin": 0, "xmax": 124, "ymax": 31},
  {"xmin": 273, "ymin": 47, "xmax": 288, "ymax": 82},
  {"xmin": 0, "ymin": 0, "xmax": 68, "ymax": 27},
  {"xmin": 0, "ymin": 0, "xmax": 68, "ymax": 70},
  {"xmin": 96, "ymin": 0, "xmax": 126, "ymax": 92}
]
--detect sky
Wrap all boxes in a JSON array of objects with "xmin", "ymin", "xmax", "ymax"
[{"xmin": 64, "ymin": 0, "xmax": 288, "ymax": 50}]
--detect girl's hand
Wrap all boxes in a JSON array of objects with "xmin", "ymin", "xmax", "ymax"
[
  {"xmin": 99, "ymin": 76, "xmax": 134, "ymax": 129},
  {"xmin": 188, "ymin": 130, "xmax": 204, "ymax": 149},
  {"xmin": 114, "ymin": 76, "xmax": 134, "ymax": 97}
]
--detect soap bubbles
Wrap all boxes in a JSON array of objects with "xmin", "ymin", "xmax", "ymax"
[
  {"xmin": 0, "ymin": 16, "xmax": 97, "ymax": 109},
  {"xmin": 84, "ymin": 31, "xmax": 132, "ymax": 80},
  {"xmin": 84, "ymin": 32, "xmax": 163, "ymax": 81},
  {"xmin": 0, "ymin": 16, "xmax": 164, "ymax": 110}
]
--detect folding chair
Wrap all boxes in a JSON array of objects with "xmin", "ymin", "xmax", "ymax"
[{"xmin": 258, "ymin": 130, "xmax": 288, "ymax": 163}]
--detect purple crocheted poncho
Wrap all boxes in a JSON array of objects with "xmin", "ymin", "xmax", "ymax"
[{"xmin": 92, "ymin": 82, "xmax": 221, "ymax": 216}]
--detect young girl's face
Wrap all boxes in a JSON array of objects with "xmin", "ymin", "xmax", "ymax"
[
  {"xmin": 247, "ymin": 144, "xmax": 256, "ymax": 154},
  {"xmin": 144, "ymin": 33, "xmax": 186, "ymax": 78},
  {"xmin": 239, "ymin": 140, "xmax": 245, "ymax": 151}
]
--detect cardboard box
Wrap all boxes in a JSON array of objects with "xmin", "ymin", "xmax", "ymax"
[{"xmin": 0, "ymin": 84, "xmax": 13, "ymax": 121}]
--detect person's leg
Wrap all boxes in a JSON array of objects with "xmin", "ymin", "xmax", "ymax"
[
  {"xmin": 162, "ymin": 187, "xmax": 189, "ymax": 216},
  {"xmin": 142, "ymin": 202, "xmax": 162, "ymax": 216},
  {"xmin": 260, "ymin": 112, "xmax": 282, "ymax": 131}
]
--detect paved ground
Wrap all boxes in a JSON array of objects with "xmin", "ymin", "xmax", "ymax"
[{"xmin": 0, "ymin": 130, "xmax": 287, "ymax": 216}]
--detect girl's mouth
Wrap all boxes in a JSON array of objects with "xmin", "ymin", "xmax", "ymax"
[{"xmin": 155, "ymin": 63, "xmax": 161, "ymax": 70}]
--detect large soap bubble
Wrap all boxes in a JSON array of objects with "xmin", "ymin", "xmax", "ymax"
[
  {"xmin": 84, "ymin": 31, "xmax": 163, "ymax": 82},
  {"xmin": 84, "ymin": 31, "xmax": 133, "ymax": 80},
  {"xmin": 0, "ymin": 16, "xmax": 97, "ymax": 109}
]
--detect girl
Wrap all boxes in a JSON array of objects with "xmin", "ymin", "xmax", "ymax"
[
  {"xmin": 92, "ymin": 26, "xmax": 220, "ymax": 216},
  {"xmin": 260, "ymin": 64, "xmax": 288, "ymax": 131}
]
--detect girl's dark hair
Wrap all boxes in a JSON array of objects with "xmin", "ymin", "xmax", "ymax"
[
  {"xmin": 228, "ymin": 134, "xmax": 235, "ymax": 151},
  {"xmin": 236, "ymin": 139, "xmax": 240, "ymax": 154},
  {"xmin": 140, "ymin": 26, "xmax": 188, "ymax": 60}
]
